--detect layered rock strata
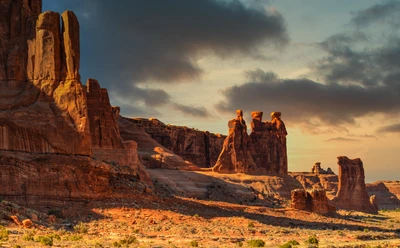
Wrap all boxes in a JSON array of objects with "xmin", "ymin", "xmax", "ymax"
[
  {"xmin": 332, "ymin": 156, "xmax": 377, "ymax": 213},
  {"xmin": 117, "ymin": 117, "xmax": 225, "ymax": 168}
]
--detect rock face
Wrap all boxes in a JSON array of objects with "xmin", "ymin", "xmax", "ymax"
[
  {"xmin": 117, "ymin": 116, "xmax": 198, "ymax": 170},
  {"xmin": 0, "ymin": 0, "xmax": 151, "ymax": 202},
  {"xmin": 249, "ymin": 111, "xmax": 288, "ymax": 174},
  {"xmin": 0, "ymin": 151, "xmax": 148, "ymax": 205},
  {"xmin": 117, "ymin": 117, "xmax": 225, "ymax": 168},
  {"xmin": 366, "ymin": 182, "xmax": 400, "ymax": 210},
  {"xmin": 291, "ymin": 189, "xmax": 333, "ymax": 214},
  {"xmin": 311, "ymin": 162, "xmax": 334, "ymax": 175},
  {"xmin": 212, "ymin": 110, "xmax": 257, "ymax": 173},
  {"xmin": 333, "ymin": 156, "xmax": 377, "ymax": 213},
  {"xmin": 213, "ymin": 110, "xmax": 288, "ymax": 175},
  {"xmin": 1, "ymin": 5, "xmax": 92, "ymax": 156}
]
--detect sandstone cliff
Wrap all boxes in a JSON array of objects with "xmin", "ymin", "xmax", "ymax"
[
  {"xmin": 366, "ymin": 181, "xmax": 400, "ymax": 210},
  {"xmin": 117, "ymin": 116, "xmax": 225, "ymax": 168},
  {"xmin": 0, "ymin": 0, "xmax": 151, "ymax": 203},
  {"xmin": 332, "ymin": 156, "xmax": 377, "ymax": 213}
]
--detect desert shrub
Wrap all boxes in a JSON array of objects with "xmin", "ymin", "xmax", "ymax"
[
  {"xmin": 279, "ymin": 240, "xmax": 300, "ymax": 248},
  {"xmin": 306, "ymin": 235, "xmax": 318, "ymax": 245},
  {"xmin": 22, "ymin": 230, "xmax": 36, "ymax": 241},
  {"xmin": 63, "ymin": 234, "xmax": 82, "ymax": 241},
  {"xmin": 112, "ymin": 236, "xmax": 137, "ymax": 247},
  {"xmin": 36, "ymin": 235, "xmax": 53, "ymax": 246},
  {"xmin": 190, "ymin": 240, "xmax": 199, "ymax": 247},
  {"xmin": 0, "ymin": 225, "xmax": 9, "ymax": 241},
  {"xmin": 13, "ymin": 245, "xmax": 22, "ymax": 248},
  {"xmin": 247, "ymin": 239, "xmax": 265, "ymax": 247},
  {"xmin": 248, "ymin": 221, "xmax": 255, "ymax": 228},
  {"xmin": 73, "ymin": 221, "xmax": 88, "ymax": 234}
]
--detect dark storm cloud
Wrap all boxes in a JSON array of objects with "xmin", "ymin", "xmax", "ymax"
[
  {"xmin": 172, "ymin": 103, "xmax": 210, "ymax": 118},
  {"xmin": 377, "ymin": 123, "xmax": 400, "ymax": 133},
  {"xmin": 351, "ymin": 0, "xmax": 400, "ymax": 28},
  {"xmin": 215, "ymin": 69, "xmax": 400, "ymax": 126},
  {"xmin": 43, "ymin": 0, "xmax": 288, "ymax": 112}
]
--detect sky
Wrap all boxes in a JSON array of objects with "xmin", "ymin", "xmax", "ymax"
[{"xmin": 43, "ymin": 0, "xmax": 400, "ymax": 182}]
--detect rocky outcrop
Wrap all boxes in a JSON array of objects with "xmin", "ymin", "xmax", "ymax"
[
  {"xmin": 311, "ymin": 162, "xmax": 334, "ymax": 175},
  {"xmin": 117, "ymin": 116, "xmax": 198, "ymax": 170},
  {"xmin": 118, "ymin": 117, "xmax": 225, "ymax": 168},
  {"xmin": 291, "ymin": 189, "xmax": 334, "ymax": 214},
  {"xmin": 0, "ymin": 151, "xmax": 149, "ymax": 206},
  {"xmin": 332, "ymin": 156, "xmax": 377, "ymax": 213},
  {"xmin": 212, "ymin": 110, "xmax": 257, "ymax": 173},
  {"xmin": 0, "ymin": 0, "xmax": 42, "ymax": 81},
  {"xmin": 0, "ymin": 0, "xmax": 151, "ymax": 195},
  {"xmin": 366, "ymin": 182, "xmax": 400, "ymax": 209},
  {"xmin": 212, "ymin": 110, "xmax": 288, "ymax": 175},
  {"xmin": 249, "ymin": 111, "xmax": 288, "ymax": 175}
]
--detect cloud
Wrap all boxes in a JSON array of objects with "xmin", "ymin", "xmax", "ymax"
[
  {"xmin": 215, "ymin": 69, "xmax": 400, "ymax": 127},
  {"xmin": 350, "ymin": 0, "xmax": 400, "ymax": 28},
  {"xmin": 377, "ymin": 123, "xmax": 400, "ymax": 133},
  {"xmin": 43, "ymin": 0, "xmax": 288, "ymax": 114},
  {"xmin": 325, "ymin": 137, "xmax": 358, "ymax": 142},
  {"xmin": 172, "ymin": 103, "xmax": 210, "ymax": 118}
]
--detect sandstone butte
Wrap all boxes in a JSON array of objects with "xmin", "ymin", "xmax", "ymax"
[{"xmin": 1, "ymin": 0, "xmax": 399, "ymax": 216}]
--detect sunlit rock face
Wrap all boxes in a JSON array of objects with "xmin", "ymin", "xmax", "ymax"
[
  {"xmin": 0, "ymin": 2, "xmax": 91, "ymax": 155},
  {"xmin": 0, "ymin": 0, "xmax": 152, "ymax": 203},
  {"xmin": 117, "ymin": 117, "xmax": 225, "ymax": 168},
  {"xmin": 291, "ymin": 188, "xmax": 334, "ymax": 214},
  {"xmin": 333, "ymin": 156, "xmax": 378, "ymax": 213},
  {"xmin": 212, "ymin": 110, "xmax": 288, "ymax": 175}
]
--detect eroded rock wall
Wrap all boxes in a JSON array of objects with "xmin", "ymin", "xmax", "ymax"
[{"xmin": 333, "ymin": 156, "xmax": 378, "ymax": 213}]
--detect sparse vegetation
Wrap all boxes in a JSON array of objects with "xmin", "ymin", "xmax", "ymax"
[
  {"xmin": 36, "ymin": 235, "xmax": 54, "ymax": 246},
  {"xmin": 112, "ymin": 236, "xmax": 137, "ymax": 247},
  {"xmin": 279, "ymin": 240, "xmax": 300, "ymax": 248},
  {"xmin": 22, "ymin": 229, "xmax": 35, "ymax": 241},
  {"xmin": 190, "ymin": 240, "xmax": 199, "ymax": 247},
  {"xmin": 248, "ymin": 221, "xmax": 255, "ymax": 228},
  {"xmin": 0, "ymin": 225, "xmax": 9, "ymax": 241},
  {"xmin": 306, "ymin": 235, "xmax": 318, "ymax": 245},
  {"xmin": 247, "ymin": 239, "xmax": 265, "ymax": 247},
  {"xmin": 73, "ymin": 221, "xmax": 89, "ymax": 234}
]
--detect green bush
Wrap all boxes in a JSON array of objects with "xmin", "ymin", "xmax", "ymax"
[
  {"xmin": 306, "ymin": 235, "xmax": 318, "ymax": 245},
  {"xmin": 279, "ymin": 240, "xmax": 300, "ymax": 248},
  {"xmin": 112, "ymin": 236, "xmax": 137, "ymax": 247},
  {"xmin": 0, "ymin": 225, "xmax": 9, "ymax": 241},
  {"xmin": 73, "ymin": 221, "xmax": 88, "ymax": 234},
  {"xmin": 36, "ymin": 235, "xmax": 53, "ymax": 246},
  {"xmin": 190, "ymin": 240, "xmax": 199, "ymax": 247},
  {"xmin": 22, "ymin": 230, "xmax": 35, "ymax": 241},
  {"xmin": 247, "ymin": 239, "xmax": 265, "ymax": 247}
]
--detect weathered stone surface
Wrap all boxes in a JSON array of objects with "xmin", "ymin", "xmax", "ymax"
[
  {"xmin": 0, "ymin": 0, "xmax": 41, "ymax": 81},
  {"xmin": 119, "ymin": 117, "xmax": 225, "ymax": 168},
  {"xmin": 61, "ymin": 10, "xmax": 80, "ymax": 80},
  {"xmin": 312, "ymin": 162, "xmax": 334, "ymax": 175},
  {"xmin": 291, "ymin": 188, "xmax": 333, "ymax": 214},
  {"xmin": 332, "ymin": 156, "xmax": 377, "ymax": 213},
  {"xmin": 212, "ymin": 110, "xmax": 257, "ymax": 173},
  {"xmin": 366, "ymin": 181, "xmax": 400, "ymax": 209},
  {"xmin": 118, "ymin": 116, "xmax": 198, "ymax": 170},
  {"xmin": 248, "ymin": 111, "xmax": 288, "ymax": 174},
  {"xmin": 34, "ymin": 11, "xmax": 61, "ymax": 82},
  {"xmin": 0, "ymin": 151, "xmax": 150, "ymax": 205}
]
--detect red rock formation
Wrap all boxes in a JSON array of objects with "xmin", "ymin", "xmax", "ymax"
[
  {"xmin": 248, "ymin": 111, "xmax": 288, "ymax": 175},
  {"xmin": 291, "ymin": 189, "xmax": 334, "ymax": 214},
  {"xmin": 312, "ymin": 162, "xmax": 335, "ymax": 175},
  {"xmin": 212, "ymin": 110, "xmax": 257, "ymax": 173},
  {"xmin": 333, "ymin": 156, "xmax": 377, "ymax": 213},
  {"xmin": 117, "ymin": 116, "xmax": 198, "ymax": 170},
  {"xmin": 0, "ymin": 0, "xmax": 151, "ymax": 194},
  {"xmin": 117, "ymin": 117, "xmax": 225, "ymax": 168},
  {"xmin": 0, "ymin": 151, "xmax": 149, "ymax": 205},
  {"xmin": 366, "ymin": 181, "xmax": 400, "ymax": 209}
]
